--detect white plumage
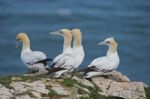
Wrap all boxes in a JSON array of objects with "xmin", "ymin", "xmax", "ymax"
[
  {"xmin": 16, "ymin": 33, "xmax": 51, "ymax": 74},
  {"xmin": 49, "ymin": 29, "xmax": 76, "ymax": 78},
  {"xmin": 72, "ymin": 29, "xmax": 85, "ymax": 70},
  {"xmin": 81, "ymin": 37, "xmax": 120, "ymax": 78},
  {"xmin": 21, "ymin": 49, "xmax": 49, "ymax": 69}
]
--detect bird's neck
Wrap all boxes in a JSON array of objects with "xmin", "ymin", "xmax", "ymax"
[
  {"xmin": 63, "ymin": 35, "xmax": 72, "ymax": 52},
  {"xmin": 73, "ymin": 36, "xmax": 82, "ymax": 47},
  {"xmin": 107, "ymin": 44, "xmax": 117, "ymax": 56},
  {"xmin": 22, "ymin": 37, "xmax": 31, "ymax": 51}
]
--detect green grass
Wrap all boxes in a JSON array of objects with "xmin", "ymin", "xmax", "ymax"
[
  {"xmin": 145, "ymin": 87, "xmax": 150, "ymax": 99},
  {"xmin": 80, "ymin": 97, "xmax": 90, "ymax": 99},
  {"xmin": 62, "ymin": 78, "xmax": 77, "ymax": 87},
  {"xmin": 48, "ymin": 89, "xmax": 58, "ymax": 98},
  {"xmin": 88, "ymin": 87, "xmax": 105, "ymax": 99},
  {"xmin": 0, "ymin": 74, "xmax": 46, "ymax": 87},
  {"xmin": 106, "ymin": 96, "xmax": 124, "ymax": 99},
  {"xmin": 0, "ymin": 76, "xmax": 12, "ymax": 87},
  {"xmin": 78, "ymin": 87, "xmax": 88, "ymax": 94}
]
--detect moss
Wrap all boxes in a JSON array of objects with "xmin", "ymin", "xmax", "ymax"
[
  {"xmin": 0, "ymin": 74, "xmax": 46, "ymax": 87},
  {"xmin": 80, "ymin": 97, "xmax": 89, "ymax": 99},
  {"xmin": 62, "ymin": 78, "xmax": 77, "ymax": 87},
  {"xmin": 0, "ymin": 76, "xmax": 12, "ymax": 87},
  {"xmin": 48, "ymin": 89, "xmax": 58, "ymax": 98},
  {"xmin": 88, "ymin": 87, "xmax": 105, "ymax": 99},
  {"xmin": 78, "ymin": 87, "xmax": 88, "ymax": 94},
  {"xmin": 145, "ymin": 87, "xmax": 150, "ymax": 99},
  {"xmin": 76, "ymin": 81, "xmax": 89, "ymax": 89},
  {"xmin": 11, "ymin": 97, "xmax": 16, "ymax": 99},
  {"xmin": 73, "ymin": 72, "xmax": 82, "ymax": 77},
  {"xmin": 106, "ymin": 96, "xmax": 124, "ymax": 99}
]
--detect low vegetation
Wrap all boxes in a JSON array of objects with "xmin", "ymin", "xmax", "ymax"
[{"xmin": 145, "ymin": 87, "xmax": 150, "ymax": 99}]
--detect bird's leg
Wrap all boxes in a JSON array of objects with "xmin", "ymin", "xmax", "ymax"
[
  {"xmin": 70, "ymin": 68, "xmax": 77, "ymax": 77},
  {"xmin": 24, "ymin": 69, "xmax": 31, "ymax": 74},
  {"xmin": 29, "ymin": 68, "xmax": 39, "ymax": 74}
]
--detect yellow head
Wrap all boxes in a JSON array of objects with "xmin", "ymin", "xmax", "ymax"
[
  {"xmin": 105, "ymin": 37, "xmax": 117, "ymax": 46},
  {"xmin": 16, "ymin": 33, "xmax": 30, "ymax": 49},
  {"xmin": 49, "ymin": 28, "xmax": 72, "ymax": 39},
  {"xmin": 59, "ymin": 29, "xmax": 72, "ymax": 39},
  {"xmin": 72, "ymin": 28, "xmax": 82, "ymax": 46},
  {"xmin": 98, "ymin": 37, "xmax": 118, "ymax": 53},
  {"xmin": 16, "ymin": 33, "xmax": 29, "ymax": 42},
  {"xmin": 49, "ymin": 29, "xmax": 72, "ymax": 48}
]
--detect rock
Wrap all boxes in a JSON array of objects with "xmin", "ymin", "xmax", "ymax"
[
  {"xmin": 110, "ymin": 71, "xmax": 130, "ymax": 82},
  {"xmin": 74, "ymin": 84, "xmax": 90, "ymax": 94},
  {"xmin": 10, "ymin": 82, "xmax": 28, "ymax": 94},
  {"xmin": 77, "ymin": 94, "xmax": 89, "ymax": 98},
  {"xmin": 0, "ymin": 71, "xmax": 148, "ymax": 99},
  {"xmin": 92, "ymin": 77, "xmax": 146, "ymax": 99},
  {"xmin": 0, "ymin": 84, "xmax": 12, "ymax": 98},
  {"xmin": 51, "ymin": 86, "xmax": 78, "ymax": 98},
  {"xmin": 0, "ymin": 95, "xmax": 12, "ymax": 99},
  {"xmin": 11, "ymin": 77, "xmax": 22, "ymax": 81},
  {"xmin": 29, "ymin": 81, "xmax": 49, "ymax": 95},
  {"xmin": 72, "ymin": 76, "xmax": 94, "ymax": 88},
  {"xmin": 16, "ymin": 94, "xmax": 34, "ymax": 99},
  {"xmin": 30, "ymin": 91, "xmax": 42, "ymax": 98},
  {"xmin": 10, "ymin": 80, "xmax": 49, "ymax": 98},
  {"xmin": 45, "ymin": 80, "xmax": 61, "ymax": 87}
]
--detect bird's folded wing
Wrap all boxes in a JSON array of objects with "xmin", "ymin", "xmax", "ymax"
[
  {"xmin": 33, "ymin": 58, "xmax": 53, "ymax": 66},
  {"xmin": 50, "ymin": 53, "xmax": 75, "ymax": 69},
  {"xmin": 49, "ymin": 67, "xmax": 66, "ymax": 74},
  {"xmin": 78, "ymin": 66, "xmax": 98, "ymax": 72},
  {"xmin": 23, "ymin": 51, "xmax": 48, "ymax": 65},
  {"xmin": 89, "ymin": 57, "xmax": 110, "ymax": 69},
  {"xmin": 50, "ymin": 54, "xmax": 63, "ymax": 68}
]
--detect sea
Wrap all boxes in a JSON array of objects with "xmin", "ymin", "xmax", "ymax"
[{"xmin": 0, "ymin": 0, "xmax": 150, "ymax": 85}]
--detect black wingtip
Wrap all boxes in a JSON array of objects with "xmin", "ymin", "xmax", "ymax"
[
  {"xmin": 47, "ymin": 58, "xmax": 53, "ymax": 61},
  {"xmin": 45, "ymin": 67, "xmax": 50, "ymax": 71}
]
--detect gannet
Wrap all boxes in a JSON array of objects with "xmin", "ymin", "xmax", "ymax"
[
  {"xmin": 48, "ymin": 29, "xmax": 76, "ymax": 78},
  {"xmin": 81, "ymin": 37, "xmax": 120, "ymax": 78},
  {"xmin": 16, "ymin": 33, "xmax": 52, "ymax": 74},
  {"xmin": 72, "ymin": 29, "xmax": 84, "ymax": 70}
]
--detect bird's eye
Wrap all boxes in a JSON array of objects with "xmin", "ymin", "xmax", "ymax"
[
  {"xmin": 106, "ymin": 41, "xmax": 110, "ymax": 44},
  {"xmin": 59, "ymin": 31, "xmax": 63, "ymax": 34},
  {"xmin": 17, "ymin": 39, "xmax": 20, "ymax": 41}
]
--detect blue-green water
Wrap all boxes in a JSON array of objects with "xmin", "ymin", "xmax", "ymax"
[{"xmin": 0, "ymin": 0, "xmax": 150, "ymax": 85}]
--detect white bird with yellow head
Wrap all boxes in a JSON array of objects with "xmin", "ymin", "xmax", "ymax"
[
  {"xmin": 80, "ymin": 37, "xmax": 120, "ymax": 78},
  {"xmin": 16, "ymin": 33, "xmax": 52, "ymax": 74},
  {"xmin": 48, "ymin": 29, "xmax": 76, "ymax": 78},
  {"xmin": 72, "ymin": 29, "xmax": 84, "ymax": 70}
]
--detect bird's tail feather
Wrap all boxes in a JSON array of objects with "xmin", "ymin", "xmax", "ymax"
[
  {"xmin": 77, "ymin": 66, "xmax": 97, "ymax": 72},
  {"xmin": 49, "ymin": 70, "xmax": 68, "ymax": 78},
  {"xmin": 82, "ymin": 72, "xmax": 100, "ymax": 78}
]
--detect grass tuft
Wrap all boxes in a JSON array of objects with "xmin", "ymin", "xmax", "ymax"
[
  {"xmin": 0, "ymin": 76, "xmax": 12, "ymax": 87},
  {"xmin": 48, "ymin": 89, "xmax": 58, "ymax": 98},
  {"xmin": 145, "ymin": 87, "xmax": 150, "ymax": 99},
  {"xmin": 78, "ymin": 87, "xmax": 88, "ymax": 94},
  {"xmin": 62, "ymin": 78, "xmax": 77, "ymax": 87}
]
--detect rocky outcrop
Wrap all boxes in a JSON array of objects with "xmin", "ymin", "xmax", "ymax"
[
  {"xmin": 92, "ymin": 77, "xmax": 146, "ymax": 99},
  {"xmin": 0, "ymin": 84, "xmax": 13, "ymax": 99},
  {"xmin": 0, "ymin": 71, "xmax": 149, "ymax": 99}
]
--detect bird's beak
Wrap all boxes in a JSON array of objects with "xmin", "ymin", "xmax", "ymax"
[
  {"xmin": 16, "ymin": 40, "xmax": 20, "ymax": 48},
  {"xmin": 48, "ymin": 31, "xmax": 61, "ymax": 35},
  {"xmin": 98, "ymin": 41, "xmax": 107, "ymax": 45}
]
